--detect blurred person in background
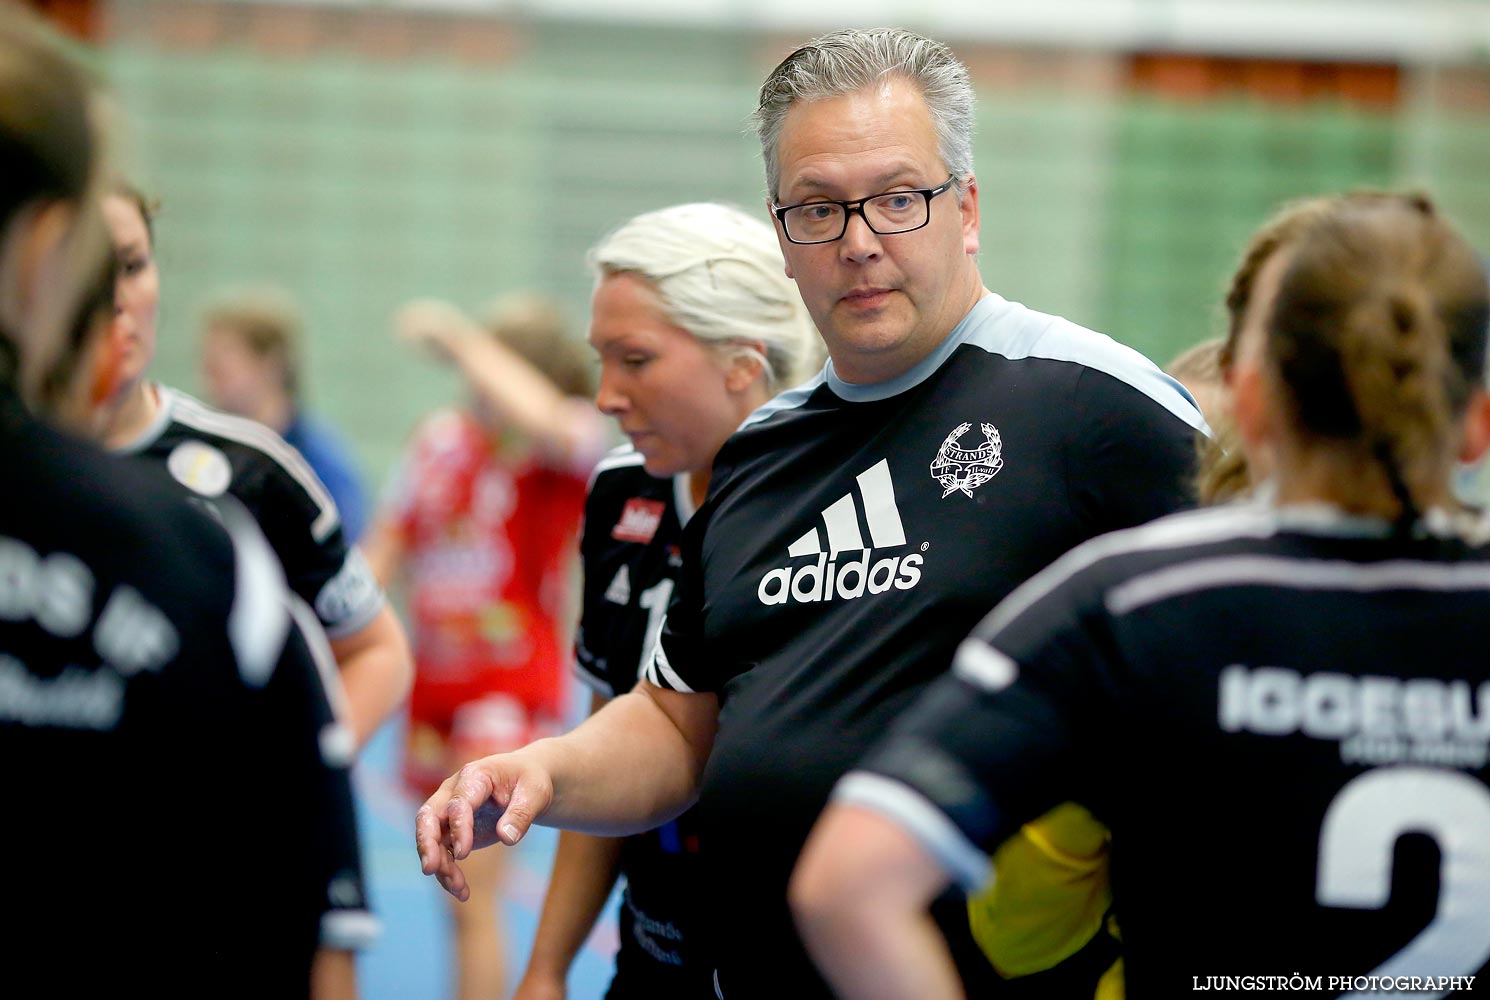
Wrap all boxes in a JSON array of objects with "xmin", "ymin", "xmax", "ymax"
[
  {"xmin": 1164, "ymin": 336, "xmax": 1226, "ymax": 425},
  {"xmin": 417, "ymin": 26, "xmax": 1204, "ymax": 998},
  {"xmin": 1167, "ymin": 336, "xmax": 1248, "ymax": 505},
  {"xmin": 792, "ymin": 191, "xmax": 1490, "ymax": 997},
  {"xmin": 512, "ymin": 202, "xmax": 822, "ymax": 1000},
  {"xmin": 96, "ymin": 185, "xmax": 412, "ymax": 750},
  {"xmin": 363, "ymin": 293, "xmax": 606, "ymax": 1000},
  {"xmin": 0, "ymin": 7, "xmax": 372, "ymax": 996},
  {"xmin": 199, "ymin": 286, "xmax": 370, "ymax": 542}
]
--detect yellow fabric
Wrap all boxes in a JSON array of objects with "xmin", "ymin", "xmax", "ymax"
[
  {"xmin": 967, "ymin": 801, "xmax": 1113, "ymax": 979},
  {"xmin": 1096, "ymin": 957, "xmax": 1126, "ymax": 1000}
]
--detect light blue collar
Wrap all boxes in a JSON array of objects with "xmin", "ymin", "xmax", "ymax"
[{"xmin": 825, "ymin": 294, "xmax": 998, "ymax": 403}]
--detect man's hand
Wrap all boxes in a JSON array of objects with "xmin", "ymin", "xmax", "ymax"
[
  {"xmin": 414, "ymin": 749, "xmax": 554, "ymax": 901},
  {"xmin": 415, "ymin": 685, "xmax": 717, "ymax": 900}
]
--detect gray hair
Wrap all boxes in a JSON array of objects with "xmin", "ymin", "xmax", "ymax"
[
  {"xmin": 751, "ymin": 27, "xmax": 976, "ymax": 201},
  {"xmin": 588, "ymin": 202, "xmax": 823, "ymax": 391}
]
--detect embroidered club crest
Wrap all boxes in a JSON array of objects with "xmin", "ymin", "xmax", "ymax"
[{"xmin": 930, "ymin": 422, "xmax": 1003, "ymax": 498}]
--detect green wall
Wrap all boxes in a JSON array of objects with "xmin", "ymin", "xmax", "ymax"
[{"xmin": 103, "ymin": 20, "xmax": 1490, "ymax": 492}]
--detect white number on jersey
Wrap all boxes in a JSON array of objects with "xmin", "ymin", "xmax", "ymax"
[
  {"xmin": 1317, "ymin": 766, "xmax": 1490, "ymax": 998},
  {"xmin": 636, "ymin": 579, "xmax": 675, "ymax": 684}
]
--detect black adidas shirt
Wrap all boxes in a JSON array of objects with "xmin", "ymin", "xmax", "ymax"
[
  {"xmin": 0, "ymin": 389, "xmax": 373, "ymax": 996},
  {"xmin": 846, "ymin": 500, "xmax": 1490, "ymax": 996},
  {"xmin": 116, "ymin": 385, "xmax": 383, "ymax": 639},
  {"xmin": 651, "ymin": 293, "xmax": 1206, "ymax": 995},
  {"xmin": 575, "ymin": 448, "xmax": 712, "ymax": 992}
]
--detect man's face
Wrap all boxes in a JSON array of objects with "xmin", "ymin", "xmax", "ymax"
[{"xmin": 771, "ymin": 78, "xmax": 982, "ymax": 385}]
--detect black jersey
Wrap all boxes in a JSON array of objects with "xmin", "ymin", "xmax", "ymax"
[
  {"xmin": 0, "ymin": 389, "xmax": 374, "ymax": 996},
  {"xmin": 650, "ymin": 293, "xmax": 1206, "ymax": 995},
  {"xmin": 847, "ymin": 499, "xmax": 1490, "ymax": 997},
  {"xmin": 115, "ymin": 385, "xmax": 383, "ymax": 639},
  {"xmin": 575, "ymin": 448, "xmax": 711, "ymax": 991}
]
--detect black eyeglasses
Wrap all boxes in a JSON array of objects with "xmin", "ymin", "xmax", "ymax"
[{"xmin": 773, "ymin": 176, "xmax": 958, "ymax": 245}]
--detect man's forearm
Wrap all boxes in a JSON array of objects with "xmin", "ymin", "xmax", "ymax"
[{"xmin": 530, "ymin": 686, "xmax": 714, "ymax": 835}]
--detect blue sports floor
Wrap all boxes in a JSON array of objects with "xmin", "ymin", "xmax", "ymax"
[{"xmin": 352, "ymin": 680, "xmax": 618, "ymax": 1000}]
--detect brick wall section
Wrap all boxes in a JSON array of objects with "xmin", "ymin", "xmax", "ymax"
[{"xmin": 104, "ymin": 0, "xmax": 523, "ymax": 65}]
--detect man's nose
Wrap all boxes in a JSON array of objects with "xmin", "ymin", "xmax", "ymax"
[{"xmin": 839, "ymin": 207, "xmax": 882, "ymax": 263}]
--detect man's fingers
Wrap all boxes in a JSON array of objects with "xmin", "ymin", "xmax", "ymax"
[
  {"xmin": 446, "ymin": 793, "xmax": 476, "ymax": 860},
  {"xmin": 414, "ymin": 772, "xmax": 463, "ymax": 875},
  {"xmin": 415, "ymin": 754, "xmax": 544, "ymax": 895},
  {"xmin": 414, "ymin": 802, "xmax": 444, "ymax": 875},
  {"xmin": 447, "ymin": 763, "xmax": 498, "ymax": 859},
  {"xmin": 465, "ymin": 799, "xmax": 505, "ymax": 848},
  {"xmin": 413, "ymin": 796, "xmax": 472, "ymax": 900},
  {"xmin": 496, "ymin": 808, "xmax": 530, "ymax": 846},
  {"xmin": 495, "ymin": 781, "xmax": 542, "ymax": 845},
  {"xmin": 434, "ymin": 855, "xmax": 470, "ymax": 902},
  {"xmin": 414, "ymin": 804, "xmax": 452, "ymax": 870}
]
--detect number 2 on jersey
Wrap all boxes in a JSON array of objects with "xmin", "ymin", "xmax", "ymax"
[{"xmin": 1317, "ymin": 766, "xmax": 1490, "ymax": 997}]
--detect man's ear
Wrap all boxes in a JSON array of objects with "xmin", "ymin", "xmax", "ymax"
[
  {"xmin": 958, "ymin": 175, "xmax": 980, "ymax": 257},
  {"xmin": 767, "ymin": 198, "xmax": 795, "ymax": 279}
]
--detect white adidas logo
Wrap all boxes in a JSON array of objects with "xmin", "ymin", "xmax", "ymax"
[{"xmin": 757, "ymin": 459, "xmax": 924, "ymax": 606}]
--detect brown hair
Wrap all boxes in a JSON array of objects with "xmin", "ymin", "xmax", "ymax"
[
  {"xmin": 1165, "ymin": 336, "xmax": 1225, "ymax": 391},
  {"xmin": 109, "ymin": 179, "xmax": 159, "ymax": 244},
  {"xmin": 0, "ymin": 8, "xmax": 94, "ymax": 230},
  {"xmin": 1195, "ymin": 420, "xmax": 1252, "ymax": 506},
  {"xmin": 1165, "ymin": 337, "xmax": 1252, "ymax": 505},
  {"xmin": 37, "ymin": 249, "xmax": 117, "ymax": 411},
  {"xmin": 1199, "ymin": 191, "xmax": 1449, "ymax": 506},
  {"xmin": 1196, "ymin": 197, "xmax": 1344, "ymax": 503},
  {"xmin": 477, "ymin": 293, "xmax": 594, "ymax": 399},
  {"xmin": 1268, "ymin": 193, "xmax": 1489, "ymax": 522},
  {"xmin": 1221, "ymin": 195, "xmax": 1349, "ymax": 375},
  {"xmin": 0, "ymin": 4, "xmax": 102, "ymax": 390},
  {"xmin": 201, "ymin": 288, "xmax": 304, "ymax": 401}
]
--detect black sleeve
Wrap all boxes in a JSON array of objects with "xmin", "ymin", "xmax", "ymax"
[
  {"xmin": 1066, "ymin": 367, "xmax": 1200, "ymax": 536},
  {"xmin": 219, "ymin": 498, "xmax": 378, "ymax": 951},
  {"xmin": 573, "ymin": 479, "xmax": 617, "ymax": 698},
  {"xmin": 257, "ymin": 457, "xmax": 385, "ymax": 640},
  {"xmin": 273, "ymin": 596, "xmax": 379, "ymax": 951}
]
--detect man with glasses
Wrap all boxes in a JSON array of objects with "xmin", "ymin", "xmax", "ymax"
[{"xmin": 419, "ymin": 27, "xmax": 1205, "ymax": 997}]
